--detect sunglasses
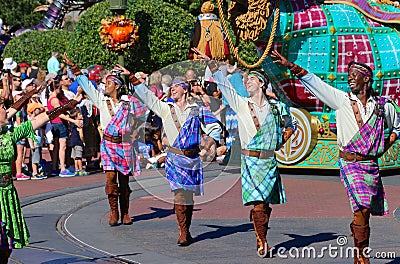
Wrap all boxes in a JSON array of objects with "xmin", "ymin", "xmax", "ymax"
[
  {"xmin": 62, "ymin": 77, "xmax": 70, "ymax": 81},
  {"xmin": 12, "ymin": 78, "xmax": 21, "ymax": 81},
  {"xmin": 189, "ymin": 80, "xmax": 200, "ymax": 86}
]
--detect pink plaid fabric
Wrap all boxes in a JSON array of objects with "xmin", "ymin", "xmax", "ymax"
[
  {"xmin": 293, "ymin": 3, "xmax": 326, "ymax": 31},
  {"xmin": 337, "ymin": 35, "xmax": 374, "ymax": 73},
  {"xmin": 279, "ymin": 79, "xmax": 324, "ymax": 111},
  {"xmin": 101, "ymin": 139, "xmax": 139, "ymax": 176},
  {"xmin": 101, "ymin": 96, "xmax": 147, "ymax": 176},
  {"xmin": 382, "ymin": 79, "xmax": 400, "ymax": 107}
]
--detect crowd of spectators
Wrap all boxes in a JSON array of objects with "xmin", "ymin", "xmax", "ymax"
[{"xmin": 0, "ymin": 52, "xmax": 250, "ymax": 180}]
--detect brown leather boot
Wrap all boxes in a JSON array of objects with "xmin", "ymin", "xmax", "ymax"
[
  {"xmin": 107, "ymin": 194, "xmax": 119, "ymax": 226},
  {"xmin": 351, "ymin": 223, "xmax": 370, "ymax": 264},
  {"xmin": 250, "ymin": 206, "xmax": 272, "ymax": 258},
  {"xmin": 185, "ymin": 204, "xmax": 194, "ymax": 243},
  {"xmin": 175, "ymin": 204, "xmax": 193, "ymax": 246},
  {"xmin": 119, "ymin": 188, "xmax": 133, "ymax": 225}
]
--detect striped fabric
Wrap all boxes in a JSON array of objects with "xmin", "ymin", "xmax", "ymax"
[
  {"xmin": 165, "ymin": 106, "xmax": 219, "ymax": 196},
  {"xmin": 241, "ymin": 104, "xmax": 286, "ymax": 205},
  {"xmin": 101, "ymin": 96, "xmax": 147, "ymax": 176},
  {"xmin": 330, "ymin": 0, "xmax": 400, "ymax": 21},
  {"xmin": 339, "ymin": 97, "xmax": 389, "ymax": 215}
]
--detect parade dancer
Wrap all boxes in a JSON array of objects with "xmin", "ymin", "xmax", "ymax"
[
  {"xmin": 117, "ymin": 65, "xmax": 221, "ymax": 246},
  {"xmin": 62, "ymin": 54, "xmax": 148, "ymax": 226},
  {"xmin": 0, "ymin": 88, "xmax": 80, "ymax": 263},
  {"xmin": 271, "ymin": 50, "xmax": 400, "ymax": 264},
  {"xmin": 192, "ymin": 48, "xmax": 295, "ymax": 257}
]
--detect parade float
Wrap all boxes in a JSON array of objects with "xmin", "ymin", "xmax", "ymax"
[{"xmin": 217, "ymin": 0, "xmax": 400, "ymax": 169}]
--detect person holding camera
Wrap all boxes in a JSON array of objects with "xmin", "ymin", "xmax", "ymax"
[{"xmin": 62, "ymin": 54, "xmax": 148, "ymax": 226}]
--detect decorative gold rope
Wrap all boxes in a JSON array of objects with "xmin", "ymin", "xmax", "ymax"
[{"xmin": 215, "ymin": 0, "xmax": 281, "ymax": 68}]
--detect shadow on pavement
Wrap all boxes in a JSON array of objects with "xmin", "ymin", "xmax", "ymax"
[
  {"xmin": 385, "ymin": 257, "xmax": 400, "ymax": 263},
  {"xmin": 132, "ymin": 207, "xmax": 175, "ymax": 222},
  {"xmin": 272, "ymin": 232, "xmax": 337, "ymax": 251},
  {"xmin": 194, "ymin": 223, "xmax": 253, "ymax": 242}
]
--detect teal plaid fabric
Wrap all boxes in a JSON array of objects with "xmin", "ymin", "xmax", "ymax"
[{"xmin": 241, "ymin": 104, "xmax": 286, "ymax": 205}]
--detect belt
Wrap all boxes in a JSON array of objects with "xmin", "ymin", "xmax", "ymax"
[
  {"xmin": 339, "ymin": 150, "xmax": 377, "ymax": 162},
  {"xmin": 168, "ymin": 146, "xmax": 199, "ymax": 158},
  {"xmin": 103, "ymin": 134, "xmax": 122, "ymax": 144},
  {"xmin": 241, "ymin": 149, "xmax": 275, "ymax": 159}
]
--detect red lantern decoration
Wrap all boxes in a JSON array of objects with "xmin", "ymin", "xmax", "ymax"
[{"xmin": 99, "ymin": 15, "xmax": 139, "ymax": 51}]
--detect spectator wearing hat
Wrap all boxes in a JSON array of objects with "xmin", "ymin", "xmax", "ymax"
[
  {"xmin": 19, "ymin": 62, "xmax": 30, "ymax": 80},
  {"xmin": 2, "ymin": 58, "xmax": 17, "ymax": 72},
  {"xmin": 27, "ymin": 99, "xmax": 47, "ymax": 180},
  {"xmin": 131, "ymin": 69, "xmax": 221, "ymax": 246}
]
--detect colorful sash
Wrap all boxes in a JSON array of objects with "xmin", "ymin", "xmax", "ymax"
[
  {"xmin": 165, "ymin": 106, "xmax": 219, "ymax": 196},
  {"xmin": 338, "ymin": 97, "xmax": 388, "ymax": 215},
  {"xmin": 241, "ymin": 102, "xmax": 286, "ymax": 205},
  {"xmin": 101, "ymin": 96, "xmax": 147, "ymax": 176}
]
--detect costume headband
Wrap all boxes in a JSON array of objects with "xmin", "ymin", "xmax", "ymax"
[
  {"xmin": 106, "ymin": 75, "xmax": 124, "ymax": 86},
  {"xmin": 348, "ymin": 62, "xmax": 372, "ymax": 78},
  {"xmin": 172, "ymin": 78, "xmax": 189, "ymax": 90},
  {"xmin": 248, "ymin": 71, "xmax": 266, "ymax": 83}
]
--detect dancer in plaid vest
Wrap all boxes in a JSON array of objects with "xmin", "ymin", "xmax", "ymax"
[
  {"xmin": 192, "ymin": 48, "xmax": 296, "ymax": 258},
  {"xmin": 62, "ymin": 54, "xmax": 147, "ymax": 226},
  {"xmin": 115, "ymin": 65, "xmax": 221, "ymax": 246},
  {"xmin": 271, "ymin": 50, "xmax": 400, "ymax": 264}
]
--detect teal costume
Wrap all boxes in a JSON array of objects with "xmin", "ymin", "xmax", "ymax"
[{"xmin": 241, "ymin": 101, "xmax": 287, "ymax": 205}]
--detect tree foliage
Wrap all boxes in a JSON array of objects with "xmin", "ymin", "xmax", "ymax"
[
  {"xmin": 2, "ymin": 30, "xmax": 72, "ymax": 69},
  {"xmin": 65, "ymin": 0, "xmax": 195, "ymax": 73},
  {"xmin": 0, "ymin": 0, "xmax": 47, "ymax": 27},
  {"xmin": 2, "ymin": 0, "xmax": 259, "ymax": 73}
]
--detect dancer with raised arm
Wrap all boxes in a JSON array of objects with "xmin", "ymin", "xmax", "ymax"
[
  {"xmin": 116, "ymin": 64, "xmax": 221, "ymax": 246},
  {"xmin": 271, "ymin": 49, "xmax": 400, "ymax": 264},
  {"xmin": 63, "ymin": 54, "xmax": 148, "ymax": 226},
  {"xmin": 193, "ymin": 47, "xmax": 296, "ymax": 258}
]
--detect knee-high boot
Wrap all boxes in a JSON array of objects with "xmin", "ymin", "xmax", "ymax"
[
  {"xmin": 174, "ymin": 191, "xmax": 194, "ymax": 246},
  {"xmin": 105, "ymin": 171, "xmax": 119, "ymax": 226},
  {"xmin": 119, "ymin": 187, "xmax": 133, "ymax": 225},
  {"xmin": 118, "ymin": 173, "xmax": 132, "ymax": 225},
  {"xmin": 250, "ymin": 204, "xmax": 272, "ymax": 258},
  {"xmin": 0, "ymin": 249, "xmax": 12, "ymax": 264},
  {"xmin": 351, "ymin": 223, "xmax": 370, "ymax": 264}
]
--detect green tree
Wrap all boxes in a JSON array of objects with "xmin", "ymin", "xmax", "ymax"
[
  {"xmin": 66, "ymin": 0, "xmax": 196, "ymax": 72},
  {"xmin": 0, "ymin": 0, "xmax": 47, "ymax": 27},
  {"xmin": 3, "ymin": 30, "xmax": 72, "ymax": 69}
]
